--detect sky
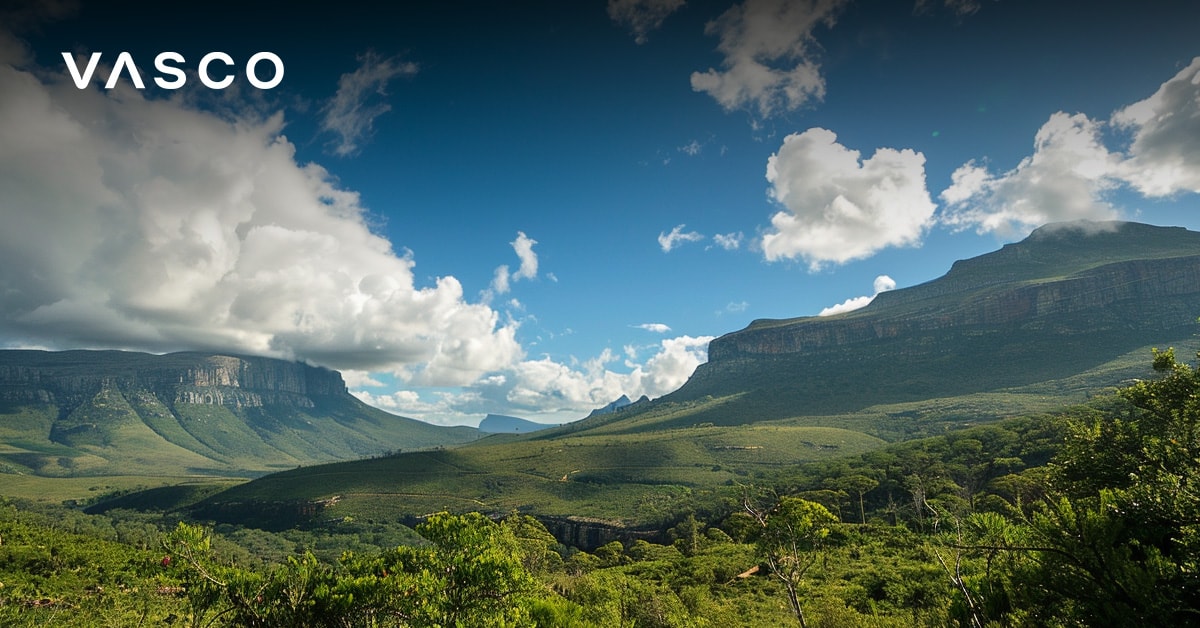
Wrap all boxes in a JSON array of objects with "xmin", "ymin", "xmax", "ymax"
[{"xmin": 1, "ymin": 0, "xmax": 1199, "ymax": 426}]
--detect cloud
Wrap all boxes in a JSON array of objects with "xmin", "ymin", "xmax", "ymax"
[
  {"xmin": 321, "ymin": 51, "xmax": 418, "ymax": 156},
  {"xmin": 761, "ymin": 128, "xmax": 936, "ymax": 269},
  {"xmin": 503, "ymin": 334, "xmax": 714, "ymax": 413},
  {"xmin": 634, "ymin": 323, "xmax": 672, "ymax": 333},
  {"xmin": 712, "ymin": 232, "xmax": 744, "ymax": 250},
  {"xmin": 658, "ymin": 224, "xmax": 705, "ymax": 252},
  {"xmin": 510, "ymin": 231, "xmax": 538, "ymax": 280},
  {"xmin": 352, "ymin": 334, "xmax": 715, "ymax": 424},
  {"xmin": 818, "ymin": 274, "xmax": 896, "ymax": 316},
  {"xmin": 608, "ymin": 0, "xmax": 686, "ymax": 44},
  {"xmin": 486, "ymin": 231, "xmax": 539, "ymax": 299},
  {"xmin": 0, "ymin": 54, "xmax": 520, "ymax": 387},
  {"xmin": 679, "ymin": 140, "xmax": 702, "ymax": 156},
  {"xmin": 1112, "ymin": 57, "xmax": 1200, "ymax": 197},
  {"xmin": 691, "ymin": 0, "xmax": 847, "ymax": 117},
  {"xmin": 939, "ymin": 59, "xmax": 1200, "ymax": 237},
  {"xmin": 940, "ymin": 112, "xmax": 1121, "ymax": 236}
]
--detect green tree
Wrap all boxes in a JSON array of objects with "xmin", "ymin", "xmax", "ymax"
[
  {"xmin": 750, "ymin": 497, "xmax": 837, "ymax": 628},
  {"xmin": 982, "ymin": 348, "xmax": 1200, "ymax": 624}
]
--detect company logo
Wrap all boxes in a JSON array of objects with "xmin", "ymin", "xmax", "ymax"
[{"xmin": 62, "ymin": 52, "xmax": 284, "ymax": 90}]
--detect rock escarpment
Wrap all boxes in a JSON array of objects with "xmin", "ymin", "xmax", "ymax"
[
  {"xmin": 0, "ymin": 350, "xmax": 475, "ymax": 477},
  {"xmin": 0, "ymin": 351, "xmax": 346, "ymax": 412},
  {"xmin": 708, "ymin": 254, "xmax": 1200, "ymax": 361},
  {"xmin": 667, "ymin": 221, "xmax": 1200, "ymax": 421}
]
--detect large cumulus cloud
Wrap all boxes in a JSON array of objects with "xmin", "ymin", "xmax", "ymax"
[
  {"xmin": 760, "ymin": 128, "xmax": 936, "ymax": 269},
  {"xmin": 0, "ymin": 55, "xmax": 520, "ymax": 386}
]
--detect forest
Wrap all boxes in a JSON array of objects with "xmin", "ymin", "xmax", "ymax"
[{"xmin": 1, "ymin": 348, "xmax": 1197, "ymax": 626}]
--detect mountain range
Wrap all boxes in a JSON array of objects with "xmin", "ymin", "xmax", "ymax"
[
  {"xmin": 184, "ymin": 221, "xmax": 1200, "ymax": 532},
  {"xmin": 4, "ymin": 220, "xmax": 1200, "ymax": 534}
]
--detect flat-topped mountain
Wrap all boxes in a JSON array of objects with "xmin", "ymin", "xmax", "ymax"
[
  {"xmin": 0, "ymin": 350, "xmax": 476, "ymax": 477},
  {"xmin": 659, "ymin": 220, "xmax": 1200, "ymax": 425}
]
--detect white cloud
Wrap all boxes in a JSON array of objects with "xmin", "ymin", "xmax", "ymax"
[
  {"xmin": 658, "ymin": 224, "xmax": 705, "ymax": 252},
  {"xmin": 489, "ymin": 265, "xmax": 512, "ymax": 297},
  {"xmin": 818, "ymin": 274, "xmax": 896, "ymax": 316},
  {"xmin": 510, "ymin": 231, "xmax": 538, "ymax": 280},
  {"xmin": 607, "ymin": 0, "xmax": 686, "ymax": 44},
  {"xmin": 342, "ymin": 369, "xmax": 385, "ymax": 388},
  {"xmin": 712, "ymin": 232, "xmax": 744, "ymax": 250},
  {"xmin": 679, "ymin": 140, "xmax": 702, "ymax": 156},
  {"xmin": 321, "ymin": 51, "xmax": 418, "ymax": 156},
  {"xmin": 1112, "ymin": 57, "xmax": 1200, "ymax": 197},
  {"xmin": 634, "ymin": 323, "xmax": 672, "ymax": 333},
  {"xmin": 938, "ymin": 59, "xmax": 1200, "ymax": 237},
  {"xmin": 503, "ymin": 334, "xmax": 713, "ymax": 413},
  {"xmin": 690, "ymin": 0, "xmax": 847, "ymax": 117},
  {"xmin": 940, "ymin": 112, "xmax": 1121, "ymax": 237},
  {"xmin": 486, "ymin": 231, "xmax": 539, "ymax": 299},
  {"xmin": 0, "ymin": 55, "xmax": 520, "ymax": 387},
  {"xmin": 761, "ymin": 128, "xmax": 936, "ymax": 269}
]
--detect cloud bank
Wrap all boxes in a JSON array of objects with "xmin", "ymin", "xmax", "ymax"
[
  {"xmin": 943, "ymin": 58, "xmax": 1200, "ymax": 237},
  {"xmin": 0, "ymin": 53, "xmax": 518, "ymax": 386}
]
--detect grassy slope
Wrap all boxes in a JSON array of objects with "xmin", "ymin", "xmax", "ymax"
[
  {"xmin": 0, "ymin": 386, "xmax": 477, "ymax": 481},
  {"xmin": 197, "ymin": 423, "xmax": 885, "ymax": 526},
  {"xmin": 193, "ymin": 334, "xmax": 1188, "ymax": 528}
]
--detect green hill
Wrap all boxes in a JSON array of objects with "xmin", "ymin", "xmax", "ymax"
[{"xmin": 0, "ymin": 350, "xmax": 476, "ymax": 479}]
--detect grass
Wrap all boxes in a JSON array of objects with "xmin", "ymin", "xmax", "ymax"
[
  {"xmin": 195, "ymin": 424, "xmax": 885, "ymax": 526},
  {"xmin": 0, "ymin": 474, "xmax": 245, "ymax": 505}
]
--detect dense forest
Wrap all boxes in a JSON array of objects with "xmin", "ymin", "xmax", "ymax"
[{"xmin": 2, "ymin": 349, "xmax": 1198, "ymax": 626}]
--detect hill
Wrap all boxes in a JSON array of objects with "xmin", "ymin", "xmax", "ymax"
[
  {"xmin": 0, "ymin": 350, "xmax": 476, "ymax": 478},
  {"xmin": 477, "ymin": 414, "xmax": 555, "ymax": 434},
  {"xmin": 188, "ymin": 220, "xmax": 1200, "ymax": 532}
]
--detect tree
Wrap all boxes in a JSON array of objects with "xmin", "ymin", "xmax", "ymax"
[
  {"xmin": 980, "ymin": 348, "xmax": 1200, "ymax": 625},
  {"xmin": 749, "ymin": 497, "xmax": 836, "ymax": 627},
  {"xmin": 831, "ymin": 474, "xmax": 879, "ymax": 524}
]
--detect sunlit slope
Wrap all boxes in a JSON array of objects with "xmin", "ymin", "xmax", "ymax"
[{"xmin": 195, "ymin": 422, "xmax": 885, "ymax": 526}]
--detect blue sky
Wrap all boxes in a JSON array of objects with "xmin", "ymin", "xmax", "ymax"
[{"xmin": 2, "ymin": 0, "xmax": 1199, "ymax": 425}]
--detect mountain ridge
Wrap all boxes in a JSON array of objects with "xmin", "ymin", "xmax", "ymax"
[{"xmin": 0, "ymin": 350, "xmax": 476, "ymax": 478}]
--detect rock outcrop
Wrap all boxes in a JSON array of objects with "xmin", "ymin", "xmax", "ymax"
[{"xmin": 0, "ymin": 350, "xmax": 346, "ymax": 412}]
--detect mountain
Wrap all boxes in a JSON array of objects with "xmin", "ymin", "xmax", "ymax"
[
  {"xmin": 0, "ymin": 350, "xmax": 476, "ymax": 477},
  {"xmin": 189, "ymin": 220, "xmax": 1200, "ymax": 533},
  {"xmin": 478, "ymin": 414, "xmax": 555, "ymax": 434},
  {"xmin": 635, "ymin": 220, "xmax": 1200, "ymax": 428},
  {"xmin": 586, "ymin": 394, "xmax": 644, "ymax": 417}
]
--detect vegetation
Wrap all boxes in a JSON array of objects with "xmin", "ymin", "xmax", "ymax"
[{"xmin": 3, "ymin": 347, "xmax": 1200, "ymax": 625}]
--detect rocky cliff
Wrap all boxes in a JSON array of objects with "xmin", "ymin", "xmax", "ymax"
[
  {"xmin": 709, "ymin": 254, "xmax": 1200, "ymax": 361},
  {"xmin": 0, "ymin": 350, "xmax": 476, "ymax": 477},
  {"xmin": 660, "ymin": 221, "xmax": 1200, "ymax": 423},
  {"xmin": 0, "ymin": 350, "xmax": 346, "ymax": 412}
]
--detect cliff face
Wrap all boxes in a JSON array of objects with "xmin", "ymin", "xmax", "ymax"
[
  {"xmin": 708, "ymin": 254, "xmax": 1200, "ymax": 361},
  {"xmin": 650, "ymin": 221, "xmax": 1200, "ymax": 423},
  {"xmin": 0, "ymin": 350, "xmax": 475, "ymax": 478},
  {"xmin": 0, "ymin": 351, "xmax": 347, "ymax": 411}
]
